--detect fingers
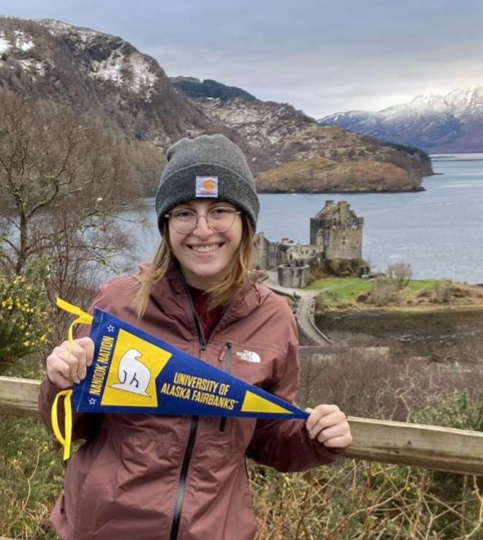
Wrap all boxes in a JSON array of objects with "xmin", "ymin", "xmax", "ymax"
[
  {"xmin": 313, "ymin": 423, "xmax": 348, "ymax": 445},
  {"xmin": 305, "ymin": 404, "xmax": 352, "ymax": 449},
  {"xmin": 46, "ymin": 368, "xmax": 73, "ymax": 390},
  {"xmin": 46, "ymin": 337, "xmax": 95, "ymax": 388},
  {"xmin": 305, "ymin": 404, "xmax": 341, "ymax": 431},
  {"xmin": 76, "ymin": 337, "xmax": 95, "ymax": 367}
]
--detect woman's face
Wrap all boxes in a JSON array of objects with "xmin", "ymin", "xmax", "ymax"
[{"xmin": 168, "ymin": 200, "xmax": 243, "ymax": 290}]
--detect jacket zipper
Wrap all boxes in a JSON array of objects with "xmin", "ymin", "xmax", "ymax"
[
  {"xmin": 169, "ymin": 276, "xmax": 230, "ymax": 540},
  {"xmin": 169, "ymin": 280, "xmax": 205, "ymax": 540},
  {"xmin": 219, "ymin": 343, "xmax": 232, "ymax": 432}
]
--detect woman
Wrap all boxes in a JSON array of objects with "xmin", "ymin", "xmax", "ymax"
[{"xmin": 39, "ymin": 134, "xmax": 352, "ymax": 540}]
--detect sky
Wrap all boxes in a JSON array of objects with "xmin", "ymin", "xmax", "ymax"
[{"xmin": 1, "ymin": 0, "xmax": 483, "ymax": 118}]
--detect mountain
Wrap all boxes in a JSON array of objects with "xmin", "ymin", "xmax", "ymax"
[
  {"xmin": 192, "ymin": 97, "xmax": 432, "ymax": 188},
  {"xmin": 319, "ymin": 88, "xmax": 483, "ymax": 153},
  {"xmin": 170, "ymin": 77, "xmax": 257, "ymax": 102},
  {"xmin": 0, "ymin": 17, "xmax": 432, "ymax": 193}
]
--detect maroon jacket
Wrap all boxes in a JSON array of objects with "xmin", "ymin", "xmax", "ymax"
[{"xmin": 39, "ymin": 266, "xmax": 344, "ymax": 540}]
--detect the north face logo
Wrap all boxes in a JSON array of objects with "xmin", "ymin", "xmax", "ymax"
[{"xmin": 236, "ymin": 350, "xmax": 261, "ymax": 363}]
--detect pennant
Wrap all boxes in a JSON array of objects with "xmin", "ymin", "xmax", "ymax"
[{"xmin": 52, "ymin": 300, "xmax": 308, "ymax": 459}]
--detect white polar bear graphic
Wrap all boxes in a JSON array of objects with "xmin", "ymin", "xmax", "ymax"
[{"xmin": 111, "ymin": 349, "xmax": 151, "ymax": 396}]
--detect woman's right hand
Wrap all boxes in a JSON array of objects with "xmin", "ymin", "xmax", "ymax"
[{"xmin": 46, "ymin": 337, "xmax": 95, "ymax": 389}]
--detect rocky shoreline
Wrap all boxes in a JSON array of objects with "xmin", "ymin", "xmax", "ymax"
[{"xmin": 315, "ymin": 306, "xmax": 483, "ymax": 361}]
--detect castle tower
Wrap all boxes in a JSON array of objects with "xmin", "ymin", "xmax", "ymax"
[
  {"xmin": 315, "ymin": 228, "xmax": 324, "ymax": 247},
  {"xmin": 310, "ymin": 200, "xmax": 364, "ymax": 260},
  {"xmin": 253, "ymin": 232, "xmax": 270, "ymax": 269}
]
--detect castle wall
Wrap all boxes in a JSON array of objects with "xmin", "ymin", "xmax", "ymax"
[
  {"xmin": 287, "ymin": 244, "xmax": 322, "ymax": 262},
  {"xmin": 325, "ymin": 226, "xmax": 363, "ymax": 259},
  {"xmin": 268, "ymin": 242, "xmax": 286, "ymax": 268},
  {"xmin": 277, "ymin": 264, "xmax": 311, "ymax": 288}
]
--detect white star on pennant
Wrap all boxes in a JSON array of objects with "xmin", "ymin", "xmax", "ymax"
[
  {"xmin": 107, "ymin": 325, "xmax": 115, "ymax": 333},
  {"xmin": 89, "ymin": 398, "xmax": 97, "ymax": 405}
]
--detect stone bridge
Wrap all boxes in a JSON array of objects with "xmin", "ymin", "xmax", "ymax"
[{"xmin": 262, "ymin": 271, "xmax": 334, "ymax": 346}]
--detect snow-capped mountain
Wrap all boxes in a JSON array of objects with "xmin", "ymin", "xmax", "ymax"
[
  {"xmin": 445, "ymin": 88, "xmax": 483, "ymax": 118},
  {"xmin": 320, "ymin": 88, "xmax": 483, "ymax": 153}
]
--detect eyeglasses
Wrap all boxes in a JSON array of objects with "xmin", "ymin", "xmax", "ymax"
[{"xmin": 165, "ymin": 206, "xmax": 241, "ymax": 234}]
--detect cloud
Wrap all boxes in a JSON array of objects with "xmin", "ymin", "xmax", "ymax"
[{"xmin": 3, "ymin": 0, "xmax": 483, "ymax": 117}]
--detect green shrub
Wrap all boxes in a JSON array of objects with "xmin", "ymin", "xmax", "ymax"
[
  {"xmin": 0, "ymin": 416, "xmax": 63, "ymax": 540},
  {"xmin": 2, "ymin": 391, "xmax": 483, "ymax": 540},
  {"xmin": 413, "ymin": 389, "xmax": 483, "ymax": 432},
  {"xmin": 0, "ymin": 272, "xmax": 52, "ymax": 372},
  {"xmin": 367, "ymin": 277, "xmax": 399, "ymax": 306},
  {"xmin": 251, "ymin": 458, "xmax": 483, "ymax": 540},
  {"xmin": 435, "ymin": 282, "xmax": 452, "ymax": 304},
  {"xmin": 322, "ymin": 258, "xmax": 363, "ymax": 278}
]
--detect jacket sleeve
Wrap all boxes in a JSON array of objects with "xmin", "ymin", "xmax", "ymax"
[
  {"xmin": 246, "ymin": 338, "xmax": 348, "ymax": 473},
  {"xmin": 38, "ymin": 289, "xmax": 108, "ymax": 442}
]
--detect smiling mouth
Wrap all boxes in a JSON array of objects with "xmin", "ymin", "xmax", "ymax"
[{"xmin": 188, "ymin": 243, "xmax": 223, "ymax": 253}]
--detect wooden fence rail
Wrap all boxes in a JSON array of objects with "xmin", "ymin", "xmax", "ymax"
[{"xmin": 1, "ymin": 375, "xmax": 483, "ymax": 476}]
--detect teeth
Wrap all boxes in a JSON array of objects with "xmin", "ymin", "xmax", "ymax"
[{"xmin": 191, "ymin": 244, "xmax": 221, "ymax": 253}]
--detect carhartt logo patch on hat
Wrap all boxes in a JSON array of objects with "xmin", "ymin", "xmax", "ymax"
[{"xmin": 196, "ymin": 176, "xmax": 219, "ymax": 198}]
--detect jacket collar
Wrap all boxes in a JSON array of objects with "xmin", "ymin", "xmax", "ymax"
[{"xmin": 137, "ymin": 261, "xmax": 269, "ymax": 333}]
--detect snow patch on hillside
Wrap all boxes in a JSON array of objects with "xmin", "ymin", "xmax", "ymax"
[
  {"xmin": 18, "ymin": 58, "xmax": 45, "ymax": 76},
  {"xmin": 14, "ymin": 30, "xmax": 34, "ymax": 51},
  {"xmin": 91, "ymin": 51, "xmax": 156, "ymax": 96},
  {"xmin": 0, "ymin": 32, "xmax": 35, "ymax": 52},
  {"xmin": 91, "ymin": 52, "xmax": 124, "ymax": 85},
  {"xmin": 129, "ymin": 53, "xmax": 157, "ymax": 92},
  {"xmin": 39, "ymin": 19, "xmax": 98, "ymax": 43},
  {"xmin": 0, "ymin": 35, "xmax": 10, "ymax": 53}
]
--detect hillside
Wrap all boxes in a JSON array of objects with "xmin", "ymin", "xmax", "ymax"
[
  {"xmin": 170, "ymin": 77, "xmax": 257, "ymax": 102},
  {"xmin": 0, "ymin": 18, "xmax": 218, "ymax": 147},
  {"xmin": 256, "ymin": 158, "xmax": 422, "ymax": 193},
  {"xmin": 194, "ymin": 97, "xmax": 433, "ymax": 186}
]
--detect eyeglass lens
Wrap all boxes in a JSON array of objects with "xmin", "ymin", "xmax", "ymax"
[{"xmin": 170, "ymin": 208, "xmax": 237, "ymax": 233}]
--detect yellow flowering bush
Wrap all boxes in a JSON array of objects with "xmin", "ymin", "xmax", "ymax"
[{"xmin": 0, "ymin": 273, "xmax": 52, "ymax": 368}]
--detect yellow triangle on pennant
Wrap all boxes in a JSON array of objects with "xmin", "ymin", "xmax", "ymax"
[{"xmin": 241, "ymin": 390, "xmax": 292, "ymax": 415}]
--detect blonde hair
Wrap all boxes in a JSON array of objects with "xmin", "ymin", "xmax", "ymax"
[{"xmin": 134, "ymin": 215, "xmax": 255, "ymax": 319}]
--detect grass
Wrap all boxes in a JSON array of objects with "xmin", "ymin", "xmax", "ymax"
[
  {"xmin": 0, "ymin": 355, "xmax": 62, "ymax": 540},
  {"xmin": 306, "ymin": 278, "xmax": 449, "ymax": 307},
  {"xmin": 405, "ymin": 279, "xmax": 444, "ymax": 291},
  {"xmin": 311, "ymin": 279, "xmax": 372, "ymax": 304}
]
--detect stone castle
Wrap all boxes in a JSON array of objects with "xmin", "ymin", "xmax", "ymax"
[{"xmin": 254, "ymin": 200, "xmax": 364, "ymax": 287}]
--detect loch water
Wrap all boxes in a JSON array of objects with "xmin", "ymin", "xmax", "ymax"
[{"xmin": 122, "ymin": 153, "xmax": 483, "ymax": 285}]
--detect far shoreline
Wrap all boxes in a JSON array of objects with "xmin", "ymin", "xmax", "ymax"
[{"xmin": 256, "ymin": 187, "xmax": 426, "ymax": 195}]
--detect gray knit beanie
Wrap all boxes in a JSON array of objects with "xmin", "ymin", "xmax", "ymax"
[{"xmin": 155, "ymin": 134, "xmax": 259, "ymax": 233}]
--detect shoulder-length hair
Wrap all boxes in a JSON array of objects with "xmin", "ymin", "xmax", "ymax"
[{"xmin": 134, "ymin": 214, "xmax": 255, "ymax": 319}]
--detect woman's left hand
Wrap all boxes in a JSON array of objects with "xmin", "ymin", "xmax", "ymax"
[{"xmin": 305, "ymin": 404, "xmax": 352, "ymax": 449}]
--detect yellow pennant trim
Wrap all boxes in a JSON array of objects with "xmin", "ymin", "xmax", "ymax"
[
  {"xmin": 52, "ymin": 389, "xmax": 73, "ymax": 460},
  {"xmin": 56, "ymin": 298, "xmax": 93, "ymax": 348},
  {"xmin": 51, "ymin": 298, "xmax": 93, "ymax": 460}
]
